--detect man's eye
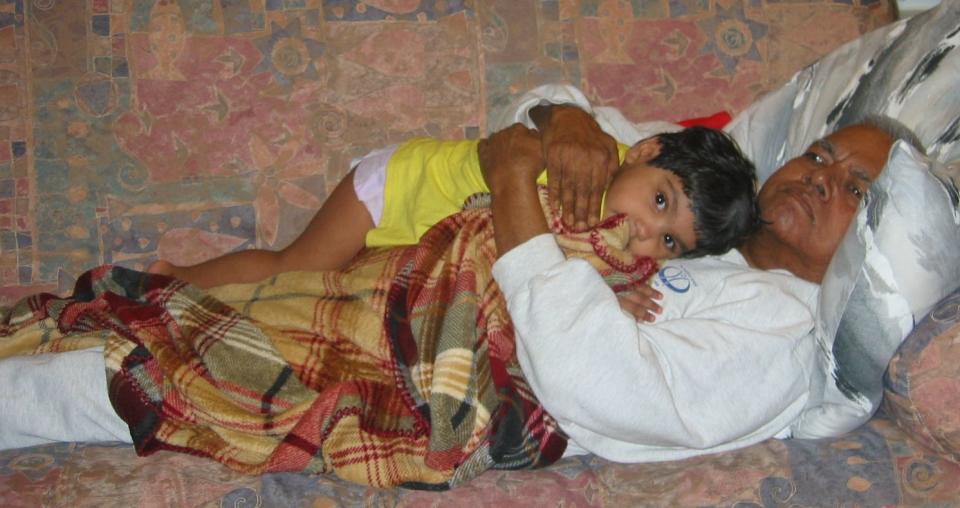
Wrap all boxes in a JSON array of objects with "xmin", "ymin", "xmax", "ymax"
[
  {"xmin": 655, "ymin": 192, "xmax": 667, "ymax": 210},
  {"xmin": 805, "ymin": 152, "xmax": 825, "ymax": 164},
  {"xmin": 663, "ymin": 233, "xmax": 675, "ymax": 251},
  {"xmin": 849, "ymin": 185, "xmax": 864, "ymax": 199}
]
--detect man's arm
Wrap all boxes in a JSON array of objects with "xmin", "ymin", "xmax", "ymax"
[
  {"xmin": 477, "ymin": 123, "xmax": 550, "ymax": 255},
  {"xmin": 492, "ymin": 250, "xmax": 817, "ymax": 460}
]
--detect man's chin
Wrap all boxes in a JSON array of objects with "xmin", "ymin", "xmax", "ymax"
[
  {"xmin": 763, "ymin": 202, "xmax": 806, "ymax": 230},
  {"xmin": 766, "ymin": 216, "xmax": 811, "ymax": 249}
]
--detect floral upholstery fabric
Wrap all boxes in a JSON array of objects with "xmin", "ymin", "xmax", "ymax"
[
  {"xmin": 0, "ymin": 0, "xmax": 893, "ymax": 301},
  {"xmin": 885, "ymin": 286, "xmax": 960, "ymax": 464},
  {"xmin": 4, "ymin": 416, "xmax": 960, "ymax": 506}
]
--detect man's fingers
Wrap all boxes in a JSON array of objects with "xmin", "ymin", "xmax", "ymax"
[
  {"xmin": 547, "ymin": 166, "xmax": 561, "ymax": 211},
  {"xmin": 560, "ymin": 182, "xmax": 576, "ymax": 228},
  {"xmin": 594, "ymin": 148, "xmax": 617, "ymax": 226},
  {"xmin": 568, "ymin": 176, "xmax": 588, "ymax": 231},
  {"xmin": 577, "ymin": 147, "xmax": 617, "ymax": 229},
  {"xmin": 585, "ymin": 178, "xmax": 604, "ymax": 228}
]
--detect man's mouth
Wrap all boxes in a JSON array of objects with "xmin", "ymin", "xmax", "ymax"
[{"xmin": 783, "ymin": 189, "xmax": 816, "ymax": 223}]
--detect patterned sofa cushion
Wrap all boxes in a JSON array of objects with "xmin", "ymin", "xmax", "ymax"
[
  {"xmin": 726, "ymin": 1, "xmax": 960, "ymax": 438},
  {"xmin": 884, "ymin": 287, "xmax": 960, "ymax": 463},
  {"xmin": 0, "ymin": 1, "xmax": 896, "ymax": 303}
]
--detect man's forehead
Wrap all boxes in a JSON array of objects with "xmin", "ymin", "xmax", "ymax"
[
  {"xmin": 809, "ymin": 125, "xmax": 893, "ymax": 158},
  {"xmin": 820, "ymin": 124, "xmax": 893, "ymax": 177},
  {"xmin": 824, "ymin": 124, "xmax": 891, "ymax": 148}
]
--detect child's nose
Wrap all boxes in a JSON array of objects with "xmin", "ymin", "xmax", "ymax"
[
  {"xmin": 633, "ymin": 219, "xmax": 650, "ymax": 240},
  {"xmin": 635, "ymin": 217, "xmax": 665, "ymax": 241}
]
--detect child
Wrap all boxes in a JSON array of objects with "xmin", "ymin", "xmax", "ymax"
[{"xmin": 149, "ymin": 126, "xmax": 759, "ymax": 291}]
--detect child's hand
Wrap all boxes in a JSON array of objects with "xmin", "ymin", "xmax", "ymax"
[{"xmin": 617, "ymin": 286, "xmax": 663, "ymax": 322}]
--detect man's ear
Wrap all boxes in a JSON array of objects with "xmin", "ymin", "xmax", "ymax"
[{"xmin": 624, "ymin": 137, "xmax": 662, "ymax": 164}]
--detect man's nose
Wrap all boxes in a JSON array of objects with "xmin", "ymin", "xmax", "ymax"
[{"xmin": 804, "ymin": 170, "xmax": 832, "ymax": 200}]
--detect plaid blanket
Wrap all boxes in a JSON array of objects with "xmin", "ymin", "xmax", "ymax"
[{"xmin": 0, "ymin": 192, "xmax": 655, "ymax": 489}]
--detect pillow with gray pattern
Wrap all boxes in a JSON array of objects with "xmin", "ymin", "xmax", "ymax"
[
  {"xmin": 795, "ymin": 143, "xmax": 960, "ymax": 438},
  {"xmin": 728, "ymin": 2, "xmax": 960, "ymax": 182}
]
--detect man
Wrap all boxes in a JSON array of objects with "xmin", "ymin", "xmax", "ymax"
[{"xmin": 479, "ymin": 103, "xmax": 911, "ymax": 461}]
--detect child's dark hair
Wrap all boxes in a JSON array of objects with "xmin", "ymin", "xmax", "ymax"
[{"xmin": 648, "ymin": 126, "xmax": 761, "ymax": 257}]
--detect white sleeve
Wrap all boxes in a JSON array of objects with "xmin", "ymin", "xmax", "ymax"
[
  {"xmin": 493, "ymin": 83, "xmax": 681, "ymax": 146},
  {"xmin": 496, "ymin": 84, "xmax": 595, "ymax": 129},
  {"xmin": 492, "ymin": 235, "xmax": 815, "ymax": 461}
]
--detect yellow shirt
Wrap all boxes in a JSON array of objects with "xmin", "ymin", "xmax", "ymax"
[{"xmin": 367, "ymin": 137, "xmax": 627, "ymax": 247}]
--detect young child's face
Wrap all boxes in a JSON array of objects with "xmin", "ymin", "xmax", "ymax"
[{"xmin": 604, "ymin": 140, "xmax": 697, "ymax": 260}]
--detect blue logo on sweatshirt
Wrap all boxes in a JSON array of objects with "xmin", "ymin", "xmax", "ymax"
[{"xmin": 658, "ymin": 266, "xmax": 692, "ymax": 293}]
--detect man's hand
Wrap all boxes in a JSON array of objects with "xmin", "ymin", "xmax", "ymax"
[
  {"xmin": 617, "ymin": 286, "xmax": 663, "ymax": 322},
  {"xmin": 478, "ymin": 124, "xmax": 550, "ymax": 256},
  {"xmin": 531, "ymin": 105, "xmax": 618, "ymax": 231},
  {"xmin": 478, "ymin": 123, "xmax": 545, "ymax": 193}
]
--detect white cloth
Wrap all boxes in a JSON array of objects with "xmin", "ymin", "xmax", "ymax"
[
  {"xmin": 493, "ymin": 234, "xmax": 819, "ymax": 462},
  {"xmin": 494, "ymin": 83, "xmax": 682, "ymax": 145},
  {"xmin": 350, "ymin": 143, "xmax": 399, "ymax": 226},
  {"xmin": 0, "ymin": 347, "xmax": 132, "ymax": 450}
]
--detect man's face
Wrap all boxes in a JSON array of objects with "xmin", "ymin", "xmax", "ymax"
[{"xmin": 756, "ymin": 124, "xmax": 894, "ymax": 277}]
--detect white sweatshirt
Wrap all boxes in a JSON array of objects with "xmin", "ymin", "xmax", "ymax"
[{"xmin": 492, "ymin": 235, "xmax": 819, "ymax": 462}]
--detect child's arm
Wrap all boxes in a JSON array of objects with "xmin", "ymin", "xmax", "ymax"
[
  {"xmin": 149, "ymin": 170, "xmax": 374, "ymax": 289},
  {"xmin": 616, "ymin": 285, "xmax": 663, "ymax": 323}
]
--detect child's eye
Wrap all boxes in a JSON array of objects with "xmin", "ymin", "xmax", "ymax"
[
  {"xmin": 655, "ymin": 192, "xmax": 667, "ymax": 210},
  {"xmin": 663, "ymin": 233, "xmax": 675, "ymax": 251}
]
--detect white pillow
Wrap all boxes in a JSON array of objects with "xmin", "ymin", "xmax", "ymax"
[{"xmin": 726, "ymin": 2, "xmax": 960, "ymax": 438}]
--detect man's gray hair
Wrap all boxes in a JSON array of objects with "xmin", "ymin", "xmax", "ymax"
[{"xmin": 846, "ymin": 114, "xmax": 927, "ymax": 155}]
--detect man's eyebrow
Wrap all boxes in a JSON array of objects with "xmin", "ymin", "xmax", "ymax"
[
  {"xmin": 814, "ymin": 139, "xmax": 836, "ymax": 157},
  {"xmin": 851, "ymin": 168, "xmax": 872, "ymax": 184}
]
